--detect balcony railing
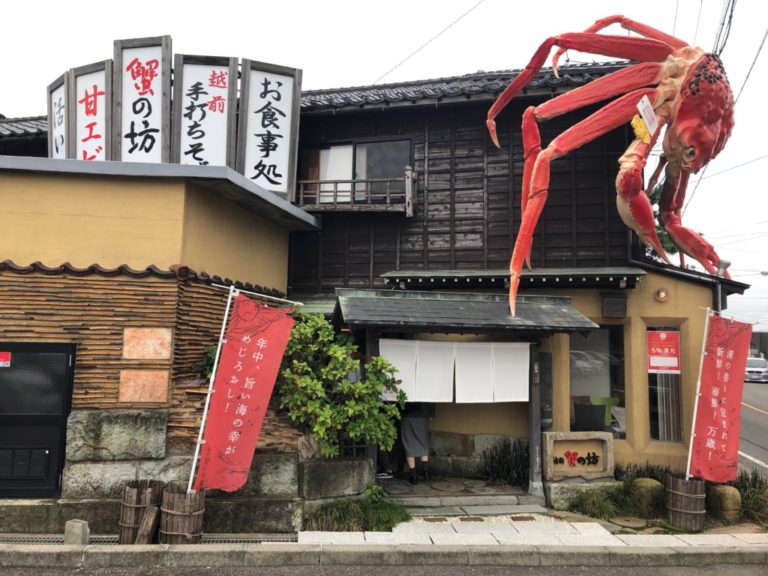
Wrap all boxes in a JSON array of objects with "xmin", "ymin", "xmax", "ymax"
[{"xmin": 296, "ymin": 166, "xmax": 414, "ymax": 216}]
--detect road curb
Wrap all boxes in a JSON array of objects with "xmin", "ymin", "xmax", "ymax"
[{"xmin": 0, "ymin": 543, "xmax": 767, "ymax": 567}]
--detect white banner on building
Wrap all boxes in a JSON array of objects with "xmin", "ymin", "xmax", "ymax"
[
  {"xmin": 47, "ymin": 74, "xmax": 68, "ymax": 159},
  {"xmin": 114, "ymin": 36, "xmax": 171, "ymax": 163},
  {"xmin": 237, "ymin": 60, "xmax": 301, "ymax": 197},
  {"xmin": 173, "ymin": 56, "xmax": 237, "ymax": 167},
  {"xmin": 71, "ymin": 61, "xmax": 112, "ymax": 161}
]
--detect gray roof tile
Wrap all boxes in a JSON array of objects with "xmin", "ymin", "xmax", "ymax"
[{"xmin": 0, "ymin": 115, "xmax": 47, "ymax": 139}]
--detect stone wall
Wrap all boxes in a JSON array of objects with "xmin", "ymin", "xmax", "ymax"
[{"xmin": 429, "ymin": 431, "xmax": 525, "ymax": 478}]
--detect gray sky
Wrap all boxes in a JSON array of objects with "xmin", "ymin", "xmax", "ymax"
[{"xmin": 2, "ymin": 0, "xmax": 767, "ymax": 328}]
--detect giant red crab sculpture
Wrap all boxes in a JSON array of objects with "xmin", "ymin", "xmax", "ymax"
[{"xmin": 487, "ymin": 15, "xmax": 735, "ymax": 315}]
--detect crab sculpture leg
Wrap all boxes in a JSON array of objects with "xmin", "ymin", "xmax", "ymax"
[{"xmin": 488, "ymin": 16, "xmax": 734, "ymax": 315}]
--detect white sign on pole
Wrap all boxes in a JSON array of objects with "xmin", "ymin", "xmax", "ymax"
[
  {"xmin": 238, "ymin": 60, "xmax": 301, "ymax": 197},
  {"xmin": 73, "ymin": 64, "xmax": 111, "ymax": 161},
  {"xmin": 174, "ymin": 57, "xmax": 237, "ymax": 167}
]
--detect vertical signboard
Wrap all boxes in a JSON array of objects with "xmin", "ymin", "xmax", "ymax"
[
  {"xmin": 70, "ymin": 61, "xmax": 112, "ymax": 161},
  {"xmin": 688, "ymin": 313, "xmax": 751, "ymax": 482},
  {"xmin": 172, "ymin": 55, "xmax": 237, "ymax": 167},
  {"xmin": 113, "ymin": 36, "xmax": 171, "ymax": 163},
  {"xmin": 647, "ymin": 330, "xmax": 681, "ymax": 374},
  {"xmin": 47, "ymin": 74, "xmax": 69, "ymax": 159},
  {"xmin": 236, "ymin": 60, "xmax": 301, "ymax": 198}
]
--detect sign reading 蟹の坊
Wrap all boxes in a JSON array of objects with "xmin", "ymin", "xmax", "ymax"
[
  {"xmin": 114, "ymin": 36, "xmax": 172, "ymax": 163},
  {"xmin": 172, "ymin": 55, "xmax": 237, "ymax": 168},
  {"xmin": 237, "ymin": 60, "xmax": 301, "ymax": 198},
  {"xmin": 45, "ymin": 37, "xmax": 301, "ymax": 198}
]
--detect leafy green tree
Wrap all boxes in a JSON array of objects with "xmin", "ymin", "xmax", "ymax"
[{"xmin": 276, "ymin": 311, "xmax": 406, "ymax": 458}]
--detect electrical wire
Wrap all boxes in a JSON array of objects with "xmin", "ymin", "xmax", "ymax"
[
  {"xmin": 713, "ymin": 0, "xmax": 737, "ymax": 56},
  {"xmin": 693, "ymin": 0, "xmax": 704, "ymax": 45},
  {"xmin": 371, "ymin": 0, "xmax": 486, "ymax": 85}
]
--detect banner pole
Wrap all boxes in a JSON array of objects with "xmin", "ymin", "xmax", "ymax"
[
  {"xmin": 187, "ymin": 285, "xmax": 237, "ymax": 494},
  {"xmin": 686, "ymin": 307, "xmax": 713, "ymax": 481}
]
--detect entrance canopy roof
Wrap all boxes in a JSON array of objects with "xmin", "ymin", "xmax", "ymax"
[{"xmin": 334, "ymin": 289, "xmax": 597, "ymax": 335}]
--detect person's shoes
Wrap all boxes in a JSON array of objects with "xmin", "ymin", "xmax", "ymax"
[
  {"xmin": 422, "ymin": 463, "xmax": 431, "ymax": 482},
  {"xmin": 376, "ymin": 470, "xmax": 393, "ymax": 479},
  {"xmin": 408, "ymin": 469, "xmax": 418, "ymax": 485}
]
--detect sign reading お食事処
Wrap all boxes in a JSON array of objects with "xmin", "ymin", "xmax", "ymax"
[
  {"xmin": 172, "ymin": 55, "xmax": 238, "ymax": 168},
  {"xmin": 237, "ymin": 60, "xmax": 301, "ymax": 198},
  {"xmin": 114, "ymin": 36, "xmax": 172, "ymax": 163}
]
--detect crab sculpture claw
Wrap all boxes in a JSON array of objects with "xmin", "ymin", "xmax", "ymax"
[{"xmin": 486, "ymin": 15, "xmax": 734, "ymax": 316}]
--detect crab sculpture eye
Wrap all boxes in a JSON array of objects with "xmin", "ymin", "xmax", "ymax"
[{"xmin": 685, "ymin": 146, "xmax": 696, "ymax": 159}]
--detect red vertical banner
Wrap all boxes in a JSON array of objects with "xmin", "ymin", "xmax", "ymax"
[
  {"xmin": 689, "ymin": 314, "xmax": 752, "ymax": 482},
  {"xmin": 193, "ymin": 294, "xmax": 294, "ymax": 492}
]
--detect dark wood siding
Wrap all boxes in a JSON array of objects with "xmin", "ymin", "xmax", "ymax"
[{"xmin": 289, "ymin": 99, "xmax": 631, "ymax": 295}]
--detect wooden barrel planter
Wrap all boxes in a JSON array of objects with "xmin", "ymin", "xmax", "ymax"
[
  {"xmin": 666, "ymin": 475, "xmax": 706, "ymax": 532},
  {"xmin": 158, "ymin": 483, "xmax": 206, "ymax": 544},
  {"xmin": 118, "ymin": 480, "xmax": 165, "ymax": 544}
]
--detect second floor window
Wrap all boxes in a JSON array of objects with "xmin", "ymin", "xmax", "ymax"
[{"xmin": 300, "ymin": 139, "xmax": 411, "ymax": 203}]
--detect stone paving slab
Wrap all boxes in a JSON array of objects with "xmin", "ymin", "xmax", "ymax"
[
  {"xmin": 572, "ymin": 522, "xmax": 612, "ymax": 535},
  {"xmin": 392, "ymin": 522, "xmax": 457, "ymax": 534},
  {"xmin": 363, "ymin": 532, "xmax": 432, "ymax": 545},
  {"xmin": 429, "ymin": 533, "xmax": 499, "ymax": 546},
  {"xmin": 407, "ymin": 506, "xmax": 466, "ymax": 516},
  {"xmin": 441, "ymin": 496, "xmax": 520, "ymax": 507},
  {"xmin": 491, "ymin": 532, "xmax": 563, "ymax": 546},
  {"xmin": 452, "ymin": 522, "xmax": 520, "ymax": 533},
  {"xmin": 461, "ymin": 504, "xmax": 548, "ymax": 515},
  {"xmin": 555, "ymin": 534, "xmax": 626, "ymax": 547},
  {"xmin": 732, "ymin": 533, "xmax": 768, "ymax": 545},
  {"xmin": 674, "ymin": 534, "xmax": 749, "ymax": 547},
  {"xmin": 297, "ymin": 532, "xmax": 366, "ymax": 545},
  {"xmin": 509, "ymin": 521, "xmax": 578, "ymax": 533},
  {"xmin": 617, "ymin": 535, "xmax": 690, "ymax": 547}
]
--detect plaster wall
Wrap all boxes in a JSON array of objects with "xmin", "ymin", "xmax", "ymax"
[
  {"xmin": 0, "ymin": 173, "xmax": 184, "ymax": 268},
  {"xmin": 181, "ymin": 183, "xmax": 289, "ymax": 292}
]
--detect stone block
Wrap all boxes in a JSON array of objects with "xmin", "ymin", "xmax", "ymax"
[
  {"xmin": 64, "ymin": 519, "xmax": 89, "ymax": 545},
  {"xmin": 320, "ymin": 544, "xmax": 400, "ymax": 565},
  {"xmin": 123, "ymin": 327, "xmax": 172, "ymax": 359},
  {"xmin": 545, "ymin": 480, "xmax": 620, "ymax": 511},
  {"xmin": 449, "ymin": 454, "xmax": 483, "ymax": 478},
  {"xmin": 82, "ymin": 545, "xmax": 169, "ymax": 567},
  {"xmin": 204, "ymin": 497, "xmax": 300, "ymax": 533},
  {"xmin": 136, "ymin": 455, "xmax": 192, "ymax": 485},
  {"xmin": 542, "ymin": 431, "xmax": 614, "ymax": 481},
  {"xmin": 430, "ymin": 431, "xmax": 474, "ymax": 457},
  {"xmin": 0, "ymin": 500, "xmax": 56, "ymax": 533},
  {"xmin": 473, "ymin": 434, "xmax": 514, "ymax": 457},
  {"xmin": 238, "ymin": 452, "xmax": 299, "ymax": 497},
  {"xmin": 66, "ymin": 410, "xmax": 168, "ymax": 461},
  {"xmin": 61, "ymin": 461, "xmax": 138, "ymax": 498},
  {"xmin": 244, "ymin": 543, "xmax": 321, "ymax": 566},
  {"xmin": 165, "ymin": 544, "xmax": 246, "ymax": 567},
  {"xmin": 468, "ymin": 545, "xmax": 540, "ymax": 566},
  {"xmin": 631, "ymin": 477, "xmax": 665, "ymax": 516},
  {"xmin": 119, "ymin": 370, "xmax": 169, "ymax": 403},
  {"xmin": 300, "ymin": 458, "xmax": 373, "ymax": 500},
  {"xmin": 398, "ymin": 544, "xmax": 469, "ymax": 565},
  {"xmin": 55, "ymin": 499, "xmax": 122, "ymax": 534},
  {"xmin": 0, "ymin": 545, "xmax": 85, "ymax": 568},
  {"xmin": 429, "ymin": 455, "xmax": 452, "ymax": 476},
  {"xmin": 706, "ymin": 484, "xmax": 742, "ymax": 523}
]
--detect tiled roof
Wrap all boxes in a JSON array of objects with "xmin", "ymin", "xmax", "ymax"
[
  {"xmin": 0, "ymin": 260, "xmax": 285, "ymax": 297},
  {"xmin": 0, "ymin": 115, "xmax": 47, "ymax": 139},
  {"xmin": 300, "ymin": 61, "xmax": 628, "ymax": 111}
]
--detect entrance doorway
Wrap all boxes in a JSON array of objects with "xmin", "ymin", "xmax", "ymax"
[{"xmin": 0, "ymin": 343, "xmax": 75, "ymax": 498}]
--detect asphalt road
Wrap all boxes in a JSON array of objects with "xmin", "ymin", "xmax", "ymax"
[
  {"xmin": 3, "ymin": 567, "xmax": 767, "ymax": 576},
  {"xmin": 739, "ymin": 381, "xmax": 768, "ymax": 473}
]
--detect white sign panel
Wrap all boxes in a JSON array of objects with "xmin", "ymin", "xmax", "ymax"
[
  {"xmin": 178, "ymin": 63, "xmax": 231, "ymax": 166},
  {"xmin": 75, "ymin": 69, "xmax": 108, "ymax": 161},
  {"xmin": 120, "ymin": 45, "xmax": 164, "ymax": 162},
  {"xmin": 243, "ymin": 68, "xmax": 294, "ymax": 193},
  {"xmin": 49, "ymin": 83, "xmax": 67, "ymax": 159}
]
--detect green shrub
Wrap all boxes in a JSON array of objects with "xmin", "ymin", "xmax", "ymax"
[
  {"xmin": 277, "ymin": 311, "xmax": 406, "ymax": 458},
  {"xmin": 729, "ymin": 468, "xmax": 768, "ymax": 526},
  {"xmin": 304, "ymin": 485, "xmax": 410, "ymax": 531},
  {"xmin": 481, "ymin": 438, "xmax": 529, "ymax": 487},
  {"xmin": 568, "ymin": 489, "xmax": 617, "ymax": 519},
  {"xmin": 614, "ymin": 461, "xmax": 674, "ymax": 484}
]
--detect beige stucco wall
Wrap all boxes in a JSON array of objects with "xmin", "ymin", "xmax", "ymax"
[
  {"xmin": 527, "ymin": 272, "xmax": 715, "ymax": 471},
  {"xmin": 431, "ymin": 402, "xmax": 528, "ymax": 437},
  {"xmin": 0, "ymin": 173, "xmax": 184, "ymax": 268},
  {"xmin": 180, "ymin": 183, "xmax": 289, "ymax": 292}
]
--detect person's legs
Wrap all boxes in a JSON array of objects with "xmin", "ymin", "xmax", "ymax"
[
  {"xmin": 418, "ymin": 455, "xmax": 430, "ymax": 481},
  {"xmin": 406, "ymin": 456, "xmax": 417, "ymax": 484}
]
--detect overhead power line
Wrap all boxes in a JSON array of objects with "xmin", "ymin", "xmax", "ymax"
[{"xmin": 372, "ymin": 0, "xmax": 485, "ymax": 85}]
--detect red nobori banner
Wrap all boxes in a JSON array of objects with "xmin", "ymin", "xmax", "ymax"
[
  {"xmin": 689, "ymin": 314, "xmax": 752, "ymax": 482},
  {"xmin": 647, "ymin": 330, "xmax": 681, "ymax": 374},
  {"xmin": 193, "ymin": 294, "xmax": 294, "ymax": 492}
]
